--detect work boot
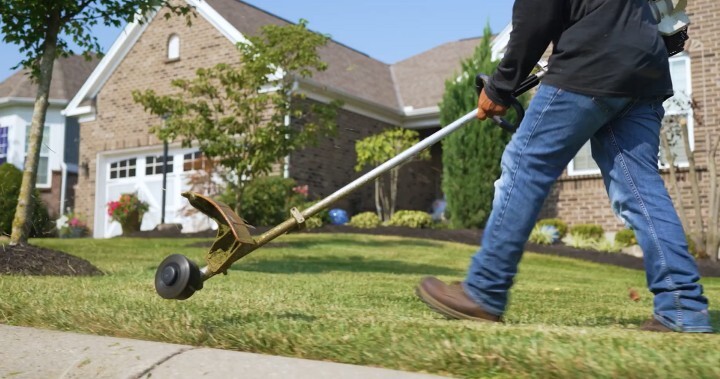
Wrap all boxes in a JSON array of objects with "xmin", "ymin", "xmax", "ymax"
[
  {"xmin": 639, "ymin": 318, "xmax": 675, "ymax": 332},
  {"xmin": 416, "ymin": 276, "xmax": 501, "ymax": 323}
]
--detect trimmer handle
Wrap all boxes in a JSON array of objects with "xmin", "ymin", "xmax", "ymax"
[{"xmin": 475, "ymin": 74, "xmax": 526, "ymax": 133}]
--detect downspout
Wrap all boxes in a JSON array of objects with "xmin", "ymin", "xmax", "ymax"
[
  {"xmin": 59, "ymin": 162, "xmax": 67, "ymax": 216},
  {"xmin": 283, "ymin": 80, "xmax": 299, "ymax": 179},
  {"xmin": 283, "ymin": 114, "xmax": 290, "ymax": 179}
]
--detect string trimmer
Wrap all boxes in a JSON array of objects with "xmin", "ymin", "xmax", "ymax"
[{"xmin": 153, "ymin": 65, "xmax": 547, "ymax": 300}]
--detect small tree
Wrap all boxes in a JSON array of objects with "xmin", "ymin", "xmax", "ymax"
[
  {"xmin": 354, "ymin": 128, "xmax": 430, "ymax": 221},
  {"xmin": 133, "ymin": 20, "xmax": 340, "ymax": 214},
  {"xmin": 439, "ymin": 25, "xmax": 527, "ymax": 228},
  {"xmin": 660, "ymin": 98, "xmax": 720, "ymax": 261},
  {"xmin": 0, "ymin": 0, "xmax": 192, "ymax": 245}
]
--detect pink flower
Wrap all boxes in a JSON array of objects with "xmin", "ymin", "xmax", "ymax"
[{"xmin": 293, "ymin": 185, "xmax": 309, "ymax": 197}]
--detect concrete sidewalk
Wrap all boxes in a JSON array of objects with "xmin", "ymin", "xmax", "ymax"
[{"xmin": 0, "ymin": 325, "xmax": 450, "ymax": 379}]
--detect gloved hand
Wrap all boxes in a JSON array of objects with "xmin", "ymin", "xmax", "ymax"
[{"xmin": 477, "ymin": 89, "xmax": 508, "ymax": 121}]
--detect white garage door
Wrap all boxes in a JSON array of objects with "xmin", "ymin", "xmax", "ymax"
[{"xmin": 94, "ymin": 147, "xmax": 216, "ymax": 238}]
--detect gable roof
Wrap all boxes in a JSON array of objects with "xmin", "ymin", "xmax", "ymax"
[
  {"xmin": 392, "ymin": 37, "xmax": 482, "ymax": 111},
  {"xmin": 65, "ymin": 0, "xmax": 493, "ymax": 125},
  {"xmin": 0, "ymin": 55, "xmax": 99, "ymax": 104},
  {"xmin": 207, "ymin": 0, "xmax": 400, "ymax": 109}
]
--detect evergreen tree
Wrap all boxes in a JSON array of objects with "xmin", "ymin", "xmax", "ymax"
[{"xmin": 440, "ymin": 25, "xmax": 525, "ymax": 228}]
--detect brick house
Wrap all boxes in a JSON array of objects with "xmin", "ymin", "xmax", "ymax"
[
  {"xmin": 64, "ymin": 0, "xmax": 484, "ymax": 238},
  {"xmin": 0, "ymin": 55, "xmax": 98, "ymax": 219}
]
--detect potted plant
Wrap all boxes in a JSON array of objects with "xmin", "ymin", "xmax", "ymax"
[
  {"xmin": 58, "ymin": 212, "xmax": 89, "ymax": 238},
  {"xmin": 107, "ymin": 193, "xmax": 150, "ymax": 236}
]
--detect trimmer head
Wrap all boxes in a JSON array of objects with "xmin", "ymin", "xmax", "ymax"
[
  {"xmin": 155, "ymin": 254, "xmax": 203, "ymax": 300},
  {"xmin": 154, "ymin": 192, "xmax": 257, "ymax": 300}
]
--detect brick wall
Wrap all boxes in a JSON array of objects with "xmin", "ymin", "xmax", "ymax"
[
  {"xmin": 289, "ymin": 108, "xmax": 443, "ymax": 216},
  {"xmin": 540, "ymin": 1, "xmax": 720, "ymax": 233}
]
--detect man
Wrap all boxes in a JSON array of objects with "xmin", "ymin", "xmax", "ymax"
[{"xmin": 416, "ymin": 0, "xmax": 713, "ymax": 333}]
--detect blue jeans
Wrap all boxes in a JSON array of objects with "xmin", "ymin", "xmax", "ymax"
[{"xmin": 463, "ymin": 84, "xmax": 712, "ymax": 332}]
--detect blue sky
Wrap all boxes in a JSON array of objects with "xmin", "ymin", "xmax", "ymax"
[{"xmin": 0, "ymin": 1, "xmax": 512, "ymax": 82}]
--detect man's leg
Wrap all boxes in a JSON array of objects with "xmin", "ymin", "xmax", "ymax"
[
  {"xmin": 590, "ymin": 100, "xmax": 712, "ymax": 333},
  {"xmin": 461, "ymin": 88, "xmax": 631, "ymax": 316},
  {"xmin": 417, "ymin": 84, "xmax": 632, "ymax": 320}
]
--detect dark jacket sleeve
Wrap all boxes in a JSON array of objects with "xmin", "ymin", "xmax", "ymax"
[{"xmin": 485, "ymin": 0, "xmax": 564, "ymax": 106}]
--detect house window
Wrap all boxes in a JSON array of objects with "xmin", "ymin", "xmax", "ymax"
[
  {"xmin": 0, "ymin": 126, "xmax": 8, "ymax": 164},
  {"xmin": 660, "ymin": 55, "xmax": 693, "ymax": 166},
  {"xmin": 568, "ymin": 54, "xmax": 692, "ymax": 175},
  {"xmin": 183, "ymin": 151, "xmax": 206, "ymax": 172},
  {"xmin": 25, "ymin": 125, "xmax": 50, "ymax": 186},
  {"xmin": 167, "ymin": 34, "xmax": 180, "ymax": 60},
  {"xmin": 109, "ymin": 158, "xmax": 137, "ymax": 179},
  {"xmin": 146, "ymin": 155, "xmax": 174, "ymax": 176}
]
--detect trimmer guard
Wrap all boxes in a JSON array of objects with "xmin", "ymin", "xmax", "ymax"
[{"xmin": 182, "ymin": 192, "xmax": 256, "ymax": 276}]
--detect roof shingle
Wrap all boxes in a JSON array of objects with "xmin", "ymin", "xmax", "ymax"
[{"xmin": 0, "ymin": 55, "xmax": 99, "ymax": 102}]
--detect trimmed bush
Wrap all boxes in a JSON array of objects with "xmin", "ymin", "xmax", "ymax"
[
  {"xmin": 569, "ymin": 224, "xmax": 604, "ymax": 240},
  {"xmin": 386, "ymin": 210, "xmax": 432, "ymax": 229},
  {"xmin": 221, "ymin": 176, "xmax": 303, "ymax": 227},
  {"xmin": 349, "ymin": 212, "xmax": 381, "ymax": 229},
  {"xmin": 537, "ymin": 218, "xmax": 568, "ymax": 238},
  {"xmin": 615, "ymin": 229, "xmax": 637, "ymax": 247},
  {"xmin": 0, "ymin": 163, "xmax": 53, "ymax": 237},
  {"xmin": 298, "ymin": 200, "xmax": 331, "ymax": 225},
  {"xmin": 529, "ymin": 225, "xmax": 560, "ymax": 245},
  {"xmin": 686, "ymin": 234, "xmax": 699, "ymax": 258}
]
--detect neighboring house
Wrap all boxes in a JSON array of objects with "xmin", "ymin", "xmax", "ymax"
[
  {"xmin": 0, "ymin": 55, "xmax": 98, "ymax": 219},
  {"xmin": 492, "ymin": 0, "xmax": 720, "ymax": 234},
  {"xmin": 65, "ymin": 0, "xmax": 483, "ymax": 238}
]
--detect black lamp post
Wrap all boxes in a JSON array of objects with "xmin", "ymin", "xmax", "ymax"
[{"xmin": 161, "ymin": 115, "xmax": 169, "ymax": 225}]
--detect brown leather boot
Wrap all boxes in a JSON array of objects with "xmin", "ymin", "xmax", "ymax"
[
  {"xmin": 639, "ymin": 318, "xmax": 675, "ymax": 332},
  {"xmin": 416, "ymin": 276, "xmax": 501, "ymax": 323}
]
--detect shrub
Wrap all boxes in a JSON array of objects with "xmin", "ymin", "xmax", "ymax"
[
  {"xmin": 615, "ymin": 229, "xmax": 637, "ymax": 247},
  {"xmin": 440, "ymin": 26, "xmax": 521, "ymax": 229},
  {"xmin": 593, "ymin": 238, "xmax": 622, "ymax": 253},
  {"xmin": 0, "ymin": 163, "xmax": 53, "ymax": 237},
  {"xmin": 386, "ymin": 210, "xmax": 432, "ymax": 229},
  {"xmin": 298, "ymin": 200, "xmax": 331, "ymax": 225},
  {"xmin": 303, "ymin": 216, "xmax": 323, "ymax": 230},
  {"xmin": 569, "ymin": 224, "xmax": 604, "ymax": 240},
  {"xmin": 349, "ymin": 212, "xmax": 381, "ymax": 229},
  {"xmin": 228, "ymin": 176, "xmax": 302, "ymax": 226},
  {"xmin": 537, "ymin": 218, "xmax": 568, "ymax": 238},
  {"xmin": 529, "ymin": 225, "xmax": 560, "ymax": 245},
  {"xmin": 686, "ymin": 234, "xmax": 700, "ymax": 259}
]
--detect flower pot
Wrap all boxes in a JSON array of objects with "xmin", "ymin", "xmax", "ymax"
[
  {"xmin": 121, "ymin": 210, "xmax": 142, "ymax": 236},
  {"xmin": 69, "ymin": 227, "xmax": 86, "ymax": 238}
]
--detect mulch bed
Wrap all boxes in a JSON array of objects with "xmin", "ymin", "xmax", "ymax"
[
  {"xmin": 0, "ymin": 244, "xmax": 104, "ymax": 277},
  {"xmin": 3, "ymin": 224, "xmax": 719, "ymax": 278}
]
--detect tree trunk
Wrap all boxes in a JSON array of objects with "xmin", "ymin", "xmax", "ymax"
[
  {"xmin": 374, "ymin": 179, "xmax": 382, "ymax": 220},
  {"xmin": 389, "ymin": 167, "xmax": 399, "ymax": 219},
  {"xmin": 10, "ymin": 11, "xmax": 60, "ymax": 245},
  {"xmin": 707, "ymin": 132, "xmax": 720, "ymax": 261},
  {"xmin": 660, "ymin": 130, "xmax": 690, "ymax": 232},
  {"xmin": 680, "ymin": 120, "xmax": 705, "ymax": 255}
]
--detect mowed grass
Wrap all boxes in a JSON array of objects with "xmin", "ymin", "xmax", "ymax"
[{"xmin": 1, "ymin": 234, "xmax": 719, "ymax": 378}]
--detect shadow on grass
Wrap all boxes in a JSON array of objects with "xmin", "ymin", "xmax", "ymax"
[
  {"xmin": 232, "ymin": 254, "xmax": 461, "ymax": 276},
  {"xmin": 710, "ymin": 310, "xmax": 720, "ymax": 333},
  {"xmin": 186, "ymin": 236, "xmax": 447, "ymax": 251}
]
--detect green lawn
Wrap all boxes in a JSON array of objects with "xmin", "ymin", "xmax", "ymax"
[{"xmin": 1, "ymin": 234, "xmax": 719, "ymax": 378}]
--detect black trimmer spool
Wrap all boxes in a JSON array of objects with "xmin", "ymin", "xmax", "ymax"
[{"xmin": 154, "ymin": 254, "xmax": 204, "ymax": 300}]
